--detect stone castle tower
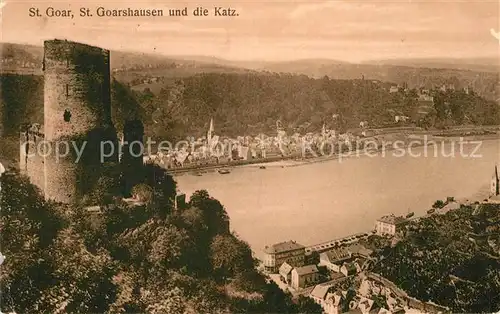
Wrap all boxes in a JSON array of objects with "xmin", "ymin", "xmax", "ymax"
[{"xmin": 20, "ymin": 39, "xmax": 118, "ymax": 203}]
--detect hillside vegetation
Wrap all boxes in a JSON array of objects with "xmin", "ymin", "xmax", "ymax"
[
  {"xmin": 1, "ymin": 42, "xmax": 498, "ymax": 100},
  {"xmin": 0, "ymin": 165, "xmax": 322, "ymax": 313},
  {"xmin": 134, "ymin": 73, "xmax": 499, "ymax": 141},
  {"xmin": 0, "ymin": 74, "xmax": 43, "ymax": 136},
  {"xmin": 372, "ymin": 204, "xmax": 500, "ymax": 313},
  {"xmin": 1, "ymin": 72, "xmax": 499, "ymax": 145}
]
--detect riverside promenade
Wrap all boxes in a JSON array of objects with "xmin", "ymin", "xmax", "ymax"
[
  {"xmin": 304, "ymin": 202, "xmax": 468, "ymax": 255},
  {"xmin": 305, "ymin": 231, "xmax": 371, "ymax": 254}
]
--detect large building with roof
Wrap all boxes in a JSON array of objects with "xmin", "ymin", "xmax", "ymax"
[
  {"xmin": 375, "ymin": 214, "xmax": 407, "ymax": 236},
  {"xmin": 319, "ymin": 247, "xmax": 352, "ymax": 272},
  {"xmin": 263, "ymin": 240, "xmax": 306, "ymax": 273},
  {"xmin": 291, "ymin": 264, "xmax": 319, "ymax": 289}
]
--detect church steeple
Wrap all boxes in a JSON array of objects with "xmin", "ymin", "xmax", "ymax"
[{"xmin": 207, "ymin": 118, "xmax": 214, "ymax": 143}]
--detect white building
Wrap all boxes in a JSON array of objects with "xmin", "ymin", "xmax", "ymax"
[
  {"xmin": 394, "ymin": 115, "xmax": 409, "ymax": 123},
  {"xmin": 375, "ymin": 215, "xmax": 407, "ymax": 236},
  {"xmin": 291, "ymin": 265, "xmax": 319, "ymax": 289},
  {"xmin": 389, "ymin": 86, "xmax": 399, "ymax": 93}
]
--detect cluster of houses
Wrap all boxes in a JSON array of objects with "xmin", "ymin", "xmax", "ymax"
[
  {"xmin": 308, "ymin": 274, "xmax": 411, "ymax": 314},
  {"xmin": 1, "ymin": 58, "xmax": 38, "ymax": 68},
  {"xmin": 261, "ymin": 238, "xmax": 439, "ymax": 314},
  {"xmin": 263, "ymin": 240, "xmax": 373, "ymax": 287},
  {"xmin": 260, "ymin": 211, "xmax": 446, "ymax": 313},
  {"xmin": 262, "ymin": 216, "xmax": 455, "ymax": 314},
  {"xmin": 1, "ymin": 57, "xmax": 40, "ymax": 74},
  {"xmin": 144, "ymin": 119, "xmax": 362, "ymax": 169},
  {"xmin": 263, "ymin": 239, "xmax": 402, "ymax": 314},
  {"xmin": 141, "ymin": 80, "xmax": 480, "ymax": 171}
]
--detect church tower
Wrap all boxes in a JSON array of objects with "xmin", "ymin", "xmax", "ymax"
[
  {"xmin": 207, "ymin": 118, "xmax": 214, "ymax": 143},
  {"xmin": 491, "ymin": 164, "xmax": 499, "ymax": 197}
]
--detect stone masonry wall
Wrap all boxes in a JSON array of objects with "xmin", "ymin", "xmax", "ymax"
[
  {"xmin": 43, "ymin": 39, "xmax": 111, "ymax": 142},
  {"xmin": 20, "ymin": 128, "xmax": 46, "ymax": 195},
  {"xmin": 37, "ymin": 39, "xmax": 115, "ymax": 203}
]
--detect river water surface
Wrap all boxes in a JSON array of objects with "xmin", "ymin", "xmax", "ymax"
[{"xmin": 176, "ymin": 139, "xmax": 499, "ymax": 259}]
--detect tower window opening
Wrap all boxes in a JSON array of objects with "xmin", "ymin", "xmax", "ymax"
[
  {"xmin": 66, "ymin": 84, "xmax": 69, "ymax": 97},
  {"xmin": 63, "ymin": 110, "xmax": 72, "ymax": 122}
]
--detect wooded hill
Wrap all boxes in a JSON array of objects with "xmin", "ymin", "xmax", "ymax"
[
  {"xmin": 1, "ymin": 72, "xmax": 499, "ymax": 143},
  {"xmin": 2, "ymin": 42, "xmax": 499, "ymax": 100}
]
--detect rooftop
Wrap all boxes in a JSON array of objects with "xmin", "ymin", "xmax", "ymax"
[
  {"xmin": 309, "ymin": 284, "xmax": 333, "ymax": 300},
  {"xmin": 358, "ymin": 297, "xmax": 375, "ymax": 313},
  {"xmin": 377, "ymin": 214, "xmax": 406, "ymax": 225},
  {"xmin": 347, "ymin": 244, "xmax": 373, "ymax": 257},
  {"xmin": 293, "ymin": 264, "xmax": 319, "ymax": 276},
  {"xmin": 342, "ymin": 262, "xmax": 357, "ymax": 272},
  {"xmin": 84, "ymin": 205, "xmax": 102, "ymax": 213},
  {"xmin": 321, "ymin": 247, "xmax": 351, "ymax": 263},
  {"xmin": 264, "ymin": 240, "xmax": 305, "ymax": 254},
  {"xmin": 436, "ymin": 201, "xmax": 460, "ymax": 214},
  {"xmin": 325, "ymin": 291, "xmax": 344, "ymax": 306},
  {"xmin": 330, "ymin": 272, "xmax": 346, "ymax": 281},
  {"xmin": 279, "ymin": 262, "xmax": 293, "ymax": 275}
]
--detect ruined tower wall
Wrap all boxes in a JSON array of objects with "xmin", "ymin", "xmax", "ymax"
[
  {"xmin": 20, "ymin": 128, "xmax": 46, "ymax": 194},
  {"xmin": 43, "ymin": 142, "xmax": 78, "ymax": 202},
  {"xmin": 43, "ymin": 39, "xmax": 112, "ymax": 142},
  {"xmin": 40, "ymin": 39, "xmax": 115, "ymax": 203}
]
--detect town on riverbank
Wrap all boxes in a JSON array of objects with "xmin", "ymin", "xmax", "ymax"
[
  {"xmin": 143, "ymin": 120, "xmax": 500, "ymax": 176},
  {"xmin": 258, "ymin": 166, "xmax": 500, "ymax": 314}
]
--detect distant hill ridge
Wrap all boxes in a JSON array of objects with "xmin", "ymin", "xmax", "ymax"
[
  {"xmin": 1, "ymin": 42, "xmax": 499, "ymax": 102},
  {"xmin": 362, "ymin": 57, "xmax": 499, "ymax": 73},
  {"xmin": 2, "ymin": 42, "xmax": 498, "ymax": 73}
]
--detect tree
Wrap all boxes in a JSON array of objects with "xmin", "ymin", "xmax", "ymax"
[
  {"xmin": 131, "ymin": 183, "xmax": 154, "ymax": 203},
  {"xmin": 141, "ymin": 163, "xmax": 177, "ymax": 217},
  {"xmin": 296, "ymin": 295, "xmax": 323, "ymax": 313},
  {"xmin": 41, "ymin": 228, "xmax": 118, "ymax": 313},
  {"xmin": 258, "ymin": 281, "xmax": 296, "ymax": 313},
  {"xmin": 190, "ymin": 190, "xmax": 230, "ymax": 236},
  {"xmin": 209, "ymin": 234, "xmax": 255, "ymax": 281},
  {"xmin": 0, "ymin": 171, "xmax": 62, "ymax": 313},
  {"xmin": 433, "ymin": 200, "xmax": 445, "ymax": 209},
  {"xmin": 148, "ymin": 225, "xmax": 194, "ymax": 268},
  {"xmin": 87, "ymin": 174, "xmax": 122, "ymax": 206}
]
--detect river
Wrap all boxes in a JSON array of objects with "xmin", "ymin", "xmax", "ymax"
[{"xmin": 175, "ymin": 139, "xmax": 499, "ymax": 259}]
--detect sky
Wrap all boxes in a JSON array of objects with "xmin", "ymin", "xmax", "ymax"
[{"xmin": 1, "ymin": 0, "xmax": 499, "ymax": 62}]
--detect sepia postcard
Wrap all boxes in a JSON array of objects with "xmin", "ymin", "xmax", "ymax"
[{"xmin": 0, "ymin": 0, "xmax": 499, "ymax": 313}]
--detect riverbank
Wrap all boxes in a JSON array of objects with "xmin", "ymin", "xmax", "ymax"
[
  {"xmin": 171, "ymin": 131, "xmax": 500, "ymax": 176},
  {"xmin": 175, "ymin": 139, "xmax": 498, "ymax": 261}
]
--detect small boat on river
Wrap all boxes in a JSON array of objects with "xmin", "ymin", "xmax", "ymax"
[{"xmin": 218, "ymin": 169, "xmax": 231, "ymax": 174}]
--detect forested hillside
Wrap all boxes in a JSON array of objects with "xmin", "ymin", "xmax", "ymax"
[
  {"xmin": 135, "ymin": 73, "xmax": 499, "ymax": 141},
  {"xmin": 0, "ymin": 165, "xmax": 321, "ymax": 313},
  {"xmin": 373, "ymin": 204, "xmax": 500, "ymax": 313},
  {"xmin": 0, "ymin": 74, "xmax": 43, "ymax": 136},
  {"xmin": 2, "ymin": 42, "xmax": 499, "ymax": 101},
  {"xmin": 1, "ymin": 72, "xmax": 499, "ymax": 144}
]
